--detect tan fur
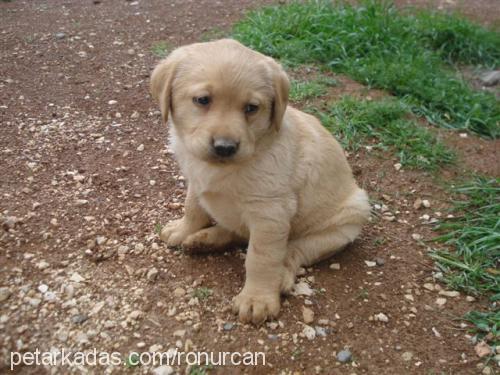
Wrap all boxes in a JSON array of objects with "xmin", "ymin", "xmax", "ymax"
[{"xmin": 151, "ymin": 39, "xmax": 371, "ymax": 324}]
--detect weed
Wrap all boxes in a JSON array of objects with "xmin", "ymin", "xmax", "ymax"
[
  {"xmin": 193, "ymin": 287, "xmax": 213, "ymax": 300},
  {"xmin": 154, "ymin": 223, "xmax": 162, "ymax": 235}
]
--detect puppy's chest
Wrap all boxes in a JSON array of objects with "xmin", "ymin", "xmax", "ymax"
[{"xmin": 198, "ymin": 191, "xmax": 247, "ymax": 236}]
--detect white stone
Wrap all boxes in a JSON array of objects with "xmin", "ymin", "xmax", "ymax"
[
  {"xmin": 292, "ymin": 281, "xmax": 314, "ymax": 296},
  {"xmin": 439, "ymin": 290, "xmax": 460, "ymax": 298},
  {"xmin": 302, "ymin": 325, "xmax": 316, "ymax": 340},
  {"xmin": 152, "ymin": 365, "xmax": 174, "ymax": 375},
  {"xmin": 435, "ymin": 297, "xmax": 447, "ymax": 306},
  {"xmin": 412, "ymin": 233, "xmax": 423, "ymax": 241},
  {"xmin": 374, "ymin": 312, "xmax": 389, "ymax": 323},
  {"xmin": 70, "ymin": 272, "xmax": 85, "ymax": 283}
]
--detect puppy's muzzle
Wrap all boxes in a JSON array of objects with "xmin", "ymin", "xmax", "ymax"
[{"xmin": 212, "ymin": 138, "xmax": 239, "ymax": 158}]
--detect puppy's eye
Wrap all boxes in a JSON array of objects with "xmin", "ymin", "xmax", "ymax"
[
  {"xmin": 193, "ymin": 96, "xmax": 211, "ymax": 106},
  {"xmin": 244, "ymin": 104, "xmax": 259, "ymax": 114}
]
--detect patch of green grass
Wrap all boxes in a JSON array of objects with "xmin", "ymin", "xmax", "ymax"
[
  {"xmin": 316, "ymin": 97, "xmax": 455, "ymax": 171},
  {"xmin": 151, "ymin": 41, "xmax": 171, "ymax": 58},
  {"xmin": 289, "ymin": 76, "xmax": 338, "ymax": 102},
  {"xmin": 430, "ymin": 177, "xmax": 500, "ymax": 298},
  {"xmin": 291, "ymin": 348, "xmax": 303, "ymax": 359},
  {"xmin": 233, "ymin": 1, "xmax": 500, "ymax": 138},
  {"xmin": 193, "ymin": 287, "xmax": 213, "ymax": 300}
]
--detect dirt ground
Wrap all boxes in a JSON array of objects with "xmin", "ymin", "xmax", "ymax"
[{"xmin": 0, "ymin": 1, "xmax": 498, "ymax": 374}]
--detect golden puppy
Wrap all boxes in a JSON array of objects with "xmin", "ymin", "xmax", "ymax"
[{"xmin": 151, "ymin": 39, "xmax": 370, "ymax": 324}]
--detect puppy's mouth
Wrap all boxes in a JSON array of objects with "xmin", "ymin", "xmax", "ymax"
[{"xmin": 209, "ymin": 153, "xmax": 237, "ymax": 164}]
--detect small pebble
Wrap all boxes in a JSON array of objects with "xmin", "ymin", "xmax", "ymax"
[
  {"xmin": 435, "ymin": 297, "xmax": 447, "ymax": 306},
  {"xmin": 337, "ymin": 349, "xmax": 352, "ymax": 363},
  {"xmin": 375, "ymin": 257, "xmax": 385, "ymax": 266},
  {"xmin": 315, "ymin": 326, "xmax": 327, "ymax": 337},
  {"xmin": 173, "ymin": 287, "xmax": 186, "ymax": 297},
  {"xmin": 475, "ymin": 341, "xmax": 492, "ymax": 358},
  {"xmin": 402, "ymin": 351, "xmax": 413, "ymax": 361},
  {"xmin": 71, "ymin": 314, "xmax": 88, "ymax": 324},
  {"xmin": 292, "ymin": 281, "xmax": 314, "ymax": 297},
  {"xmin": 438, "ymin": 290, "xmax": 460, "ymax": 298},
  {"xmin": 411, "ymin": 233, "xmax": 423, "ymax": 241},
  {"xmin": 302, "ymin": 306, "xmax": 314, "ymax": 324},
  {"xmin": 0, "ymin": 287, "xmax": 11, "ymax": 302},
  {"xmin": 374, "ymin": 312, "xmax": 389, "ymax": 323},
  {"xmin": 302, "ymin": 325, "xmax": 316, "ymax": 340},
  {"xmin": 152, "ymin": 365, "xmax": 174, "ymax": 375}
]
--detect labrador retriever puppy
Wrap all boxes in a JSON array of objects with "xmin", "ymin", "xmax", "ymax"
[{"xmin": 151, "ymin": 39, "xmax": 370, "ymax": 324}]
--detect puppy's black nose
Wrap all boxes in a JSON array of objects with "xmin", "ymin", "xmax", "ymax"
[{"xmin": 213, "ymin": 138, "xmax": 239, "ymax": 158}]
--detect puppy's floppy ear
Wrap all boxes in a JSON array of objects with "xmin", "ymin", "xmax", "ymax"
[
  {"xmin": 150, "ymin": 48, "xmax": 185, "ymax": 124},
  {"xmin": 269, "ymin": 59, "xmax": 290, "ymax": 131}
]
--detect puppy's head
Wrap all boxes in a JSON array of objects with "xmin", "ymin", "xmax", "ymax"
[{"xmin": 150, "ymin": 39, "xmax": 289, "ymax": 163}]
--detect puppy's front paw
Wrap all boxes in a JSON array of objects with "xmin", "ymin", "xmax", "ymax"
[
  {"xmin": 232, "ymin": 288, "xmax": 280, "ymax": 325},
  {"xmin": 159, "ymin": 218, "xmax": 196, "ymax": 247}
]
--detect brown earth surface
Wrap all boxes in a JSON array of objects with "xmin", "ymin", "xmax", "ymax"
[{"xmin": 0, "ymin": 1, "xmax": 498, "ymax": 375}]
